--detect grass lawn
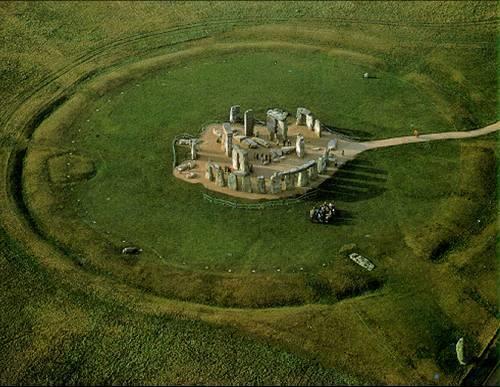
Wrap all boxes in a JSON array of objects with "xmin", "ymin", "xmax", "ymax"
[{"xmin": 1, "ymin": 2, "xmax": 498, "ymax": 385}]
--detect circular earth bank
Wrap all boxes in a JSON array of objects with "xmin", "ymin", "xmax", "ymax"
[{"xmin": 24, "ymin": 45, "xmax": 455, "ymax": 307}]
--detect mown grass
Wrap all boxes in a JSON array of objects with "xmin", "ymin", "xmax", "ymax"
[
  {"xmin": 0, "ymin": 227, "xmax": 356, "ymax": 385},
  {"xmin": 1, "ymin": 1, "xmax": 498, "ymax": 385}
]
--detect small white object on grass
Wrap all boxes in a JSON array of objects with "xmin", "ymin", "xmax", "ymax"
[
  {"xmin": 251, "ymin": 269, "xmax": 256, "ymax": 273},
  {"xmin": 276, "ymin": 268, "xmax": 281, "ymax": 272},
  {"xmin": 228, "ymin": 269, "xmax": 232, "ymax": 273},
  {"xmin": 363, "ymin": 72, "xmax": 369, "ymax": 78}
]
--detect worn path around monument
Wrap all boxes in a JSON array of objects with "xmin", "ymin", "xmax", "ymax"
[{"xmin": 336, "ymin": 121, "xmax": 500, "ymax": 165}]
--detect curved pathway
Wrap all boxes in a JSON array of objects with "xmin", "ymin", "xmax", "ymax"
[{"xmin": 338, "ymin": 121, "xmax": 500, "ymax": 160}]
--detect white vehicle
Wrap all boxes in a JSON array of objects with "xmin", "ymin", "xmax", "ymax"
[{"xmin": 349, "ymin": 253, "xmax": 375, "ymax": 271}]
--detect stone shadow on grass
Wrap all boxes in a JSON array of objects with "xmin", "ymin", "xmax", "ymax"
[{"xmin": 316, "ymin": 158, "xmax": 388, "ymax": 203}]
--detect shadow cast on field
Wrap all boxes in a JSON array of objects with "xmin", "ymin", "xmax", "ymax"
[
  {"xmin": 316, "ymin": 158, "xmax": 388, "ymax": 203},
  {"xmin": 323, "ymin": 124, "xmax": 375, "ymax": 141}
]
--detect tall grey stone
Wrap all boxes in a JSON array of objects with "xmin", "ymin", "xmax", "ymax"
[
  {"xmin": 306, "ymin": 113, "xmax": 314, "ymax": 130},
  {"xmin": 227, "ymin": 173, "xmax": 238, "ymax": 190},
  {"xmin": 266, "ymin": 116, "xmax": 277, "ymax": 140},
  {"xmin": 308, "ymin": 164, "xmax": 318, "ymax": 180},
  {"xmin": 317, "ymin": 156, "xmax": 327, "ymax": 174},
  {"xmin": 190, "ymin": 140, "xmax": 197, "ymax": 160},
  {"xmin": 313, "ymin": 119, "xmax": 321, "ymax": 137},
  {"xmin": 229, "ymin": 105, "xmax": 241, "ymax": 124},
  {"xmin": 296, "ymin": 107, "xmax": 311, "ymax": 125},
  {"xmin": 283, "ymin": 173, "xmax": 295, "ymax": 190},
  {"xmin": 241, "ymin": 175, "xmax": 252, "ymax": 193},
  {"xmin": 278, "ymin": 119, "xmax": 288, "ymax": 141},
  {"xmin": 244, "ymin": 109, "xmax": 254, "ymax": 137},
  {"xmin": 222, "ymin": 123, "xmax": 233, "ymax": 157},
  {"xmin": 296, "ymin": 134, "xmax": 305, "ymax": 158},
  {"xmin": 270, "ymin": 173, "xmax": 281, "ymax": 194},
  {"xmin": 257, "ymin": 176, "xmax": 266, "ymax": 193},
  {"xmin": 205, "ymin": 163, "xmax": 214, "ymax": 181},
  {"xmin": 297, "ymin": 170, "xmax": 309, "ymax": 187},
  {"xmin": 215, "ymin": 167, "xmax": 226, "ymax": 187}
]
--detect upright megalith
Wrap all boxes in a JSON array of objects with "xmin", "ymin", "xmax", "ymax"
[
  {"xmin": 278, "ymin": 119, "xmax": 288, "ymax": 141},
  {"xmin": 306, "ymin": 113, "xmax": 315, "ymax": 130},
  {"xmin": 270, "ymin": 173, "xmax": 281, "ymax": 194},
  {"xmin": 283, "ymin": 173, "xmax": 295, "ymax": 190},
  {"xmin": 227, "ymin": 173, "xmax": 238, "ymax": 191},
  {"xmin": 313, "ymin": 119, "xmax": 321, "ymax": 137},
  {"xmin": 296, "ymin": 134, "xmax": 305, "ymax": 158},
  {"xmin": 229, "ymin": 105, "xmax": 241, "ymax": 124},
  {"xmin": 244, "ymin": 109, "xmax": 254, "ymax": 137},
  {"xmin": 190, "ymin": 140, "xmax": 197, "ymax": 160},
  {"xmin": 205, "ymin": 163, "xmax": 214, "ymax": 181},
  {"xmin": 267, "ymin": 108, "xmax": 289, "ymax": 141},
  {"xmin": 296, "ymin": 107, "xmax": 311, "ymax": 125},
  {"xmin": 232, "ymin": 145, "xmax": 250, "ymax": 174},
  {"xmin": 222, "ymin": 123, "xmax": 233, "ymax": 157},
  {"xmin": 241, "ymin": 175, "xmax": 252, "ymax": 193},
  {"xmin": 257, "ymin": 176, "xmax": 266, "ymax": 193},
  {"xmin": 297, "ymin": 170, "xmax": 309, "ymax": 187},
  {"xmin": 317, "ymin": 155, "xmax": 327, "ymax": 174},
  {"xmin": 215, "ymin": 165, "xmax": 226, "ymax": 187},
  {"xmin": 308, "ymin": 163, "xmax": 318, "ymax": 180}
]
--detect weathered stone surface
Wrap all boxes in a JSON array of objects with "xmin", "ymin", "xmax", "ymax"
[
  {"xmin": 266, "ymin": 116, "xmax": 277, "ymax": 140},
  {"xmin": 296, "ymin": 107, "xmax": 311, "ymax": 125},
  {"xmin": 241, "ymin": 175, "xmax": 252, "ymax": 193},
  {"xmin": 232, "ymin": 147, "xmax": 239, "ymax": 170},
  {"xmin": 317, "ymin": 155, "xmax": 327, "ymax": 174},
  {"xmin": 205, "ymin": 163, "xmax": 214, "ymax": 181},
  {"xmin": 295, "ymin": 134, "xmax": 305, "ymax": 158},
  {"xmin": 270, "ymin": 173, "xmax": 281, "ymax": 194},
  {"xmin": 257, "ymin": 176, "xmax": 266, "ymax": 193},
  {"xmin": 314, "ymin": 119, "xmax": 321, "ymax": 137},
  {"xmin": 267, "ymin": 108, "xmax": 289, "ymax": 122},
  {"xmin": 215, "ymin": 166, "xmax": 226, "ymax": 187},
  {"xmin": 228, "ymin": 172, "xmax": 238, "ymax": 190},
  {"xmin": 283, "ymin": 173, "xmax": 295, "ymax": 190},
  {"xmin": 252, "ymin": 137, "xmax": 272, "ymax": 148},
  {"xmin": 229, "ymin": 105, "xmax": 241, "ymax": 123},
  {"xmin": 327, "ymin": 139, "xmax": 337, "ymax": 150},
  {"xmin": 308, "ymin": 164, "xmax": 318, "ymax": 180},
  {"xmin": 222, "ymin": 123, "xmax": 233, "ymax": 157},
  {"xmin": 277, "ymin": 119, "xmax": 288, "ymax": 141},
  {"xmin": 306, "ymin": 113, "xmax": 314, "ymax": 130},
  {"xmin": 241, "ymin": 137, "xmax": 258, "ymax": 148},
  {"xmin": 297, "ymin": 170, "xmax": 309, "ymax": 187},
  {"xmin": 191, "ymin": 140, "xmax": 197, "ymax": 160},
  {"xmin": 281, "ymin": 146, "xmax": 295, "ymax": 155},
  {"xmin": 244, "ymin": 109, "xmax": 254, "ymax": 137}
]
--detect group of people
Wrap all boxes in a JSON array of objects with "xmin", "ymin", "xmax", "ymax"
[{"xmin": 309, "ymin": 201, "xmax": 337, "ymax": 224}]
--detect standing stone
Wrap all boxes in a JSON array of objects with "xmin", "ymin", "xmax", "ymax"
[
  {"xmin": 283, "ymin": 173, "xmax": 295, "ymax": 191},
  {"xmin": 232, "ymin": 147, "xmax": 240, "ymax": 170},
  {"xmin": 278, "ymin": 120, "xmax": 288, "ymax": 141},
  {"xmin": 229, "ymin": 105, "xmax": 241, "ymax": 124},
  {"xmin": 222, "ymin": 123, "xmax": 233, "ymax": 157},
  {"xmin": 227, "ymin": 173, "xmax": 238, "ymax": 191},
  {"xmin": 241, "ymin": 175, "xmax": 252, "ymax": 193},
  {"xmin": 306, "ymin": 114, "xmax": 315, "ymax": 130},
  {"xmin": 308, "ymin": 164, "xmax": 318, "ymax": 180},
  {"xmin": 215, "ymin": 167, "xmax": 226, "ymax": 187},
  {"xmin": 257, "ymin": 176, "xmax": 266, "ymax": 193},
  {"xmin": 205, "ymin": 163, "xmax": 214, "ymax": 181},
  {"xmin": 270, "ymin": 173, "xmax": 281, "ymax": 194},
  {"xmin": 244, "ymin": 109, "xmax": 254, "ymax": 137},
  {"xmin": 266, "ymin": 116, "xmax": 277, "ymax": 140},
  {"xmin": 317, "ymin": 156, "xmax": 327, "ymax": 174},
  {"xmin": 296, "ymin": 134, "xmax": 305, "ymax": 158},
  {"xmin": 190, "ymin": 140, "xmax": 197, "ymax": 160},
  {"xmin": 240, "ymin": 151, "xmax": 250, "ymax": 174},
  {"xmin": 296, "ymin": 107, "xmax": 310, "ymax": 125},
  {"xmin": 313, "ymin": 119, "xmax": 321, "ymax": 137},
  {"xmin": 297, "ymin": 170, "xmax": 309, "ymax": 187}
]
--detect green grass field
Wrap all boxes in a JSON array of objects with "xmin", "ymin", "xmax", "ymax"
[{"xmin": 0, "ymin": 1, "xmax": 498, "ymax": 385}]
